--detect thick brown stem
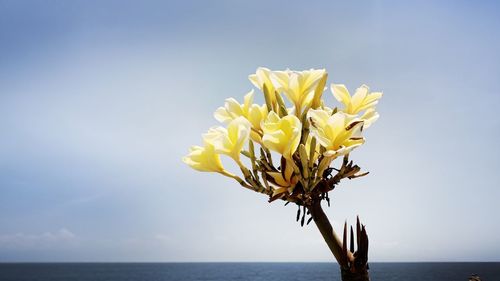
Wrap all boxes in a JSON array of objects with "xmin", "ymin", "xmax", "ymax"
[
  {"xmin": 309, "ymin": 201, "xmax": 347, "ymax": 267},
  {"xmin": 309, "ymin": 201, "xmax": 370, "ymax": 281},
  {"xmin": 341, "ymin": 268, "xmax": 370, "ymax": 281}
]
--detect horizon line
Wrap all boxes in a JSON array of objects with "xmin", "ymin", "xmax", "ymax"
[{"xmin": 1, "ymin": 261, "xmax": 499, "ymax": 264}]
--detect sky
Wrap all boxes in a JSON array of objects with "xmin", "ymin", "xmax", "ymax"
[{"xmin": 1, "ymin": 0, "xmax": 500, "ymax": 262}]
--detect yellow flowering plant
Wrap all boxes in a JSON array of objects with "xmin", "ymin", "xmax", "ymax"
[{"xmin": 183, "ymin": 68, "xmax": 382, "ymax": 281}]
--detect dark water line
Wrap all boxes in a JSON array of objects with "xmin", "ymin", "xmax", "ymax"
[{"xmin": 0, "ymin": 262, "xmax": 498, "ymax": 281}]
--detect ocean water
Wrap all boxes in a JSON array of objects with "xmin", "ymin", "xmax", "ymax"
[{"xmin": 0, "ymin": 263, "xmax": 498, "ymax": 281}]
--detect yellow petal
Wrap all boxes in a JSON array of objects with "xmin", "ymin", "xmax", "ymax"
[
  {"xmin": 203, "ymin": 127, "xmax": 225, "ymax": 145},
  {"xmin": 243, "ymin": 90, "xmax": 254, "ymax": 113},
  {"xmin": 307, "ymin": 108, "xmax": 330, "ymax": 129},
  {"xmin": 214, "ymin": 107, "xmax": 232, "ymax": 124},
  {"xmin": 350, "ymin": 85, "xmax": 369, "ymax": 113},
  {"xmin": 331, "ymin": 84, "xmax": 351, "ymax": 109},
  {"xmin": 261, "ymin": 111, "xmax": 301, "ymax": 159},
  {"xmin": 226, "ymin": 117, "xmax": 251, "ymax": 159},
  {"xmin": 248, "ymin": 104, "xmax": 267, "ymax": 129},
  {"xmin": 225, "ymin": 98, "xmax": 244, "ymax": 116},
  {"xmin": 267, "ymin": 171, "xmax": 289, "ymax": 187},
  {"xmin": 360, "ymin": 108, "xmax": 379, "ymax": 128},
  {"xmin": 183, "ymin": 144, "xmax": 224, "ymax": 173}
]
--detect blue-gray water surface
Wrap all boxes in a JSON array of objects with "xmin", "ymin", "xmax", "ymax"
[{"xmin": 0, "ymin": 263, "xmax": 498, "ymax": 281}]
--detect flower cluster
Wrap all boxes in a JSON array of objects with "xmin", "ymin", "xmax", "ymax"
[{"xmin": 183, "ymin": 67, "xmax": 382, "ymax": 204}]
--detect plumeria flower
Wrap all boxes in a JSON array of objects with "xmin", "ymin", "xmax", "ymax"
[
  {"xmin": 331, "ymin": 84, "xmax": 383, "ymax": 115},
  {"xmin": 261, "ymin": 111, "xmax": 302, "ymax": 160},
  {"xmin": 203, "ymin": 117, "xmax": 252, "ymax": 164},
  {"xmin": 307, "ymin": 109, "xmax": 365, "ymax": 159},
  {"xmin": 182, "ymin": 143, "xmax": 225, "ymax": 173},
  {"xmin": 184, "ymin": 67, "xmax": 383, "ymax": 202},
  {"xmin": 267, "ymin": 160, "xmax": 298, "ymax": 196},
  {"xmin": 214, "ymin": 90, "xmax": 254, "ymax": 123},
  {"xmin": 214, "ymin": 90, "xmax": 267, "ymax": 143},
  {"xmin": 322, "ymin": 105, "xmax": 378, "ymax": 129},
  {"xmin": 247, "ymin": 104, "xmax": 268, "ymax": 130},
  {"xmin": 249, "ymin": 67, "xmax": 277, "ymax": 106},
  {"xmin": 359, "ymin": 108, "xmax": 379, "ymax": 129},
  {"xmin": 271, "ymin": 68, "xmax": 326, "ymax": 115}
]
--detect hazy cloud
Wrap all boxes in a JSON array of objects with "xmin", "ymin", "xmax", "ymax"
[{"xmin": 0, "ymin": 228, "xmax": 77, "ymax": 250}]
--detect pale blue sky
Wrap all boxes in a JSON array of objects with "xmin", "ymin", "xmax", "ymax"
[{"xmin": 1, "ymin": 0, "xmax": 500, "ymax": 262}]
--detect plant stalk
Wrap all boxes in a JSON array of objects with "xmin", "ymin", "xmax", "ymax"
[
  {"xmin": 309, "ymin": 201, "xmax": 370, "ymax": 281},
  {"xmin": 309, "ymin": 201, "xmax": 348, "ymax": 267}
]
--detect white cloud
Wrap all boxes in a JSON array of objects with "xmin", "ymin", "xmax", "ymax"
[
  {"xmin": 154, "ymin": 234, "xmax": 173, "ymax": 244},
  {"xmin": 0, "ymin": 228, "xmax": 77, "ymax": 250}
]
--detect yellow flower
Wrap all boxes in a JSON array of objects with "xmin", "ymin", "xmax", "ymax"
[
  {"xmin": 307, "ymin": 109, "xmax": 365, "ymax": 158},
  {"xmin": 271, "ymin": 68, "xmax": 326, "ymax": 114},
  {"xmin": 214, "ymin": 90, "xmax": 254, "ymax": 123},
  {"xmin": 331, "ymin": 84, "xmax": 383, "ymax": 115},
  {"xmin": 261, "ymin": 111, "xmax": 302, "ymax": 160},
  {"xmin": 247, "ymin": 104, "xmax": 268, "ymax": 142},
  {"xmin": 183, "ymin": 143, "xmax": 224, "ymax": 173},
  {"xmin": 249, "ymin": 67, "xmax": 277, "ymax": 105},
  {"xmin": 247, "ymin": 103, "xmax": 268, "ymax": 129},
  {"xmin": 214, "ymin": 90, "xmax": 267, "ymax": 143},
  {"xmin": 267, "ymin": 160, "xmax": 298, "ymax": 195},
  {"xmin": 359, "ymin": 108, "xmax": 379, "ymax": 129},
  {"xmin": 203, "ymin": 116, "xmax": 251, "ymax": 163}
]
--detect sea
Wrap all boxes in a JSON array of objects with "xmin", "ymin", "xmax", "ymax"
[{"xmin": 0, "ymin": 262, "xmax": 499, "ymax": 281}]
